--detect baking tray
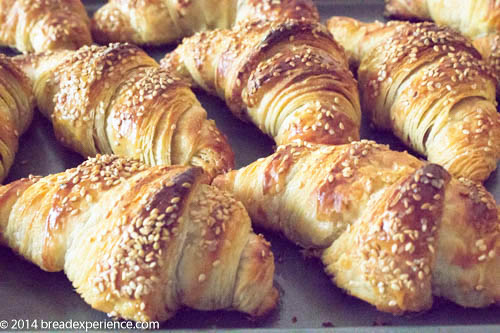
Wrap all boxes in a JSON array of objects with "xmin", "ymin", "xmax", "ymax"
[{"xmin": 0, "ymin": 0, "xmax": 498, "ymax": 330}]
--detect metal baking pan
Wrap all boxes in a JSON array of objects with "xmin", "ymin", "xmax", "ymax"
[{"xmin": 0, "ymin": 0, "xmax": 498, "ymax": 330}]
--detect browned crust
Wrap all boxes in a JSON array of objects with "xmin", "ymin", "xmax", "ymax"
[
  {"xmin": 229, "ymin": 20, "xmax": 343, "ymax": 113},
  {"xmin": 0, "ymin": 54, "xmax": 35, "ymax": 182},
  {"xmin": 14, "ymin": 43, "xmax": 233, "ymax": 178},
  {"xmin": 162, "ymin": 18, "xmax": 360, "ymax": 146},
  {"xmin": 0, "ymin": 0, "xmax": 91, "ymax": 52},
  {"xmin": 359, "ymin": 164, "xmax": 448, "ymax": 313},
  {"xmin": 0, "ymin": 155, "xmax": 277, "ymax": 321},
  {"xmin": 327, "ymin": 18, "xmax": 500, "ymax": 181},
  {"xmin": 92, "ymin": 0, "xmax": 319, "ymax": 46},
  {"xmin": 384, "ymin": 0, "xmax": 430, "ymax": 21}
]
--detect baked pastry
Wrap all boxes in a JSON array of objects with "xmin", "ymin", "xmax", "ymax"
[
  {"xmin": 0, "ymin": 0, "xmax": 92, "ymax": 52},
  {"xmin": 472, "ymin": 34, "xmax": 500, "ymax": 92},
  {"xmin": 384, "ymin": 0, "xmax": 499, "ymax": 37},
  {"xmin": 0, "ymin": 154, "xmax": 278, "ymax": 322},
  {"xmin": 161, "ymin": 19, "xmax": 361, "ymax": 146},
  {"xmin": 214, "ymin": 140, "xmax": 500, "ymax": 314},
  {"xmin": 0, "ymin": 54, "xmax": 35, "ymax": 183},
  {"xmin": 384, "ymin": 0, "xmax": 500, "ymax": 92},
  {"xmin": 13, "ymin": 43, "xmax": 234, "ymax": 178},
  {"xmin": 92, "ymin": 0, "xmax": 319, "ymax": 46},
  {"xmin": 327, "ymin": 17, "xmax": 500, "ymax": 181}
]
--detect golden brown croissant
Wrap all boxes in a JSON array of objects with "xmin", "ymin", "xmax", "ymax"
[
  {"xmin": 384, "ymin": 0, "xmax": 500, "ymax": 39},
  {"xmin": 213, "ymin": 140, "xmax": 500, "ymax": 314},
  {"xmin": 472, "ymin": 33, "xmax": 500, "ymax": 93},
  {"xmin": 0, "ymin": 54, "xmax": 35, "ymax": 183},
  {"xmin": 13, "ymin": 43, "xmax": 234, "ymax": 178},
  {"xmin": 0, "ymin": 0, "xmax": 92, "ymax": 52},
  {"xmin": 92, "ymin": 0, "xmax": 319, "ymax": 46},
  {"xmin": 161, "ymin": 19, "xmax": 361, "ymax": 146},
  {"xmin": 384, "ymin": 0, "xmax": 500, "ymax": 92},
  {"xmin": 0, "ymin": 154, "xmax": 278, "ymax": 322},
  {"xmin": 327, "ymin": 17, "xmax": 500, "ymax": 182}
]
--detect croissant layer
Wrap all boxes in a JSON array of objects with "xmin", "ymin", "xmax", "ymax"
[
  {"xmin": 214, "ymin": 140, "xmax": 500, "ymax": 314},
  {"xmin": 13, "ymin": 43, "xmax": 234, "ymax": 179},
  {"xmin": 161, "ymin": 19, "xmax": 361, "ymax": 146},
  {"xmin": 327, "ymin": 17, "xmax": 500, "ymax": 181},
  {"xmin": 92, "ymin": 0, "xmax": 319, "ymax": 46},
  {"xmin": 0, "ymin": 155, "xmax": 278, "ymax": 322},
  {"xmin": 0, "ymin": 0, "xmax": 92, "ymax": 52},
  {"xmin": 385, "ymin": 0, "xmax": 500, "ymax": 94},
  {"xmin": 0, "ymin": 54, "xmax": 35, "ymax": 183}
]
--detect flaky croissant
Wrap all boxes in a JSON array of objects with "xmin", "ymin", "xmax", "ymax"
[
  {"xmin": 384, "ymin": 0, "xmax": 500, "ymax": 37},
  {"xmin": 327, "ymin": 17, "xmax": 500, "ymax": 181},
  {"xmin": 92, "ymin": 0, "xmax": 319, "ymax": 46},
  {"xmin": 0, "ymin": 54, "xmax": 35, "ymax": 183},
  {"xmin": 473, "ymin": 34, "xmax": 500, "ymax": 92},
  {"xmin": 161, "ymin": 19, "xmax": 361, "ymax": 146},
  {"xmin": 0, "ymin": 0, "xmax": 92, "ymax": 53},
  {"xmin": 214, "ymin": 140, "xmax": 500, "ymax": 314},
  {"xmin": 384, "ymin": 0, "xmax": 500, "ymax": 92},
  {"xmin": 13, "ymin": 43, "xmax": 234, "ymax": 178},
  {"xmin": 0, "ymin": 154, "xmax": 278, "ymax": 322}
]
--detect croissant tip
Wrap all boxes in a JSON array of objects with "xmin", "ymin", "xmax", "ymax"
[{"xmin": 250, "ymin": 286, "xmax": 280, "ymax": 318}]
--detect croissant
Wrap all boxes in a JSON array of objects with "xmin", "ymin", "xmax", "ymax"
[
  {"xmin": 13, "ymin": 43, "xmax": 234, "ymax": 178},
  {"xmin": 384, "ymin": 0, "xmax": 500, "ymax": 92},
  {"xmin": 0, "ymin": 54, "xmax": 35, "ymax": 183},
  {"xmin": 92, "ymin": 0, "xmax": 319, "ymax": 46},
  {"xmin": 213, "ymin": 140, "xmax": 500, "ymax": 314},
  {"xmin": 472, "ymin": 34, "xmax": 500, "ymax": 93},
  {"xmin": 0, "ymin": 0, "xmax": 92, "ymax": 53},
  {"xmin": 161, "ymin": 19, "xmax": 361, "ymax": 146},
  {"xmin": 0, "ymin": 154, "xmax": 278, "ymax": 322},
  {"xmin": 326, "ymin": 17, "xmax": 500, "ymax": 181},
  {"xmin": 384, "ymin": 0, "xmax": 499, "ymax": 35}
]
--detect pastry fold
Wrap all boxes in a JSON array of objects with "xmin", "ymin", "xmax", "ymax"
[
  {"xmin": 385, "ymin": 0, "xmax": 500, "ymax": 94},
  {"xmin": 0, "ymin": 155, "xmax": 277, "ymax": 322},
  {"xmin": 214, "ymin": 140, "xmax": 500, "ymax": 314},
  {"xmin": 0, "ymin": 0, "xmax": 91, "ymax": 52},
  {"xmin": 327, "ymin": 17, "xmax": 500, "ymax": 181},
  {"xmin": 0, "ymin": 54, "xmax": 35, "ymax": 183},
  {"xmin": 92, "ymin": 0, "xmax": 319, "ymax": 46},
  {"xmin": 13, "ymin": 43, "xmax": 234, "ymax": 178},
  {"xmin": 161, "ymin": 19, "xmax": 361, "ymax": 146}
]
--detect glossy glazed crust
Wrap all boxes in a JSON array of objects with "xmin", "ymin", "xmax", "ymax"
[
  {"xmin": 213, "ymin": 141, "xmax": 500, "ymax": 314},
  {"xmin": 384, "ymin": 0, "xmax": 500, "ymax": 39},
  {"xmin": 91, "ymin": 0, "xmax": 319, "ymax": 46},
  {"xmin": 327, "ymin": 17, "xmax": 500, "ymax": 181},
  {"xmin": 161, "ymin": 19, "xmax": 361, "ymax": 146},
  {"xmin": 215, "ymin": 141, "xmax": 424, "ymax": 249},
  {"xmin": 0, "ymin": 0, "xmax": 92, "ymax": 52},
  {"xmin": 0, "ymin": 54, "xmax": 35, "ymax": 183},
  {"xmin": 473, "ymin": 33, "xmax": 500, "ymax": 92},
  {"xmin": 0, "ymin": 155, "xmax": 278, "ymax": 322},
  {"xmin": 385, "ymin": 0, "xmax": 500, "ymax": 95},
  {"xmin": 12, "ymin": 43, "xmax": 234, "ymax": 179}
]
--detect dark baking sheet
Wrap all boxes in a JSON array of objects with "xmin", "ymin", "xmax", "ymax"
[{"xmin": 0, "ymin": 0, "xmax": 498, "ymax": 330}]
